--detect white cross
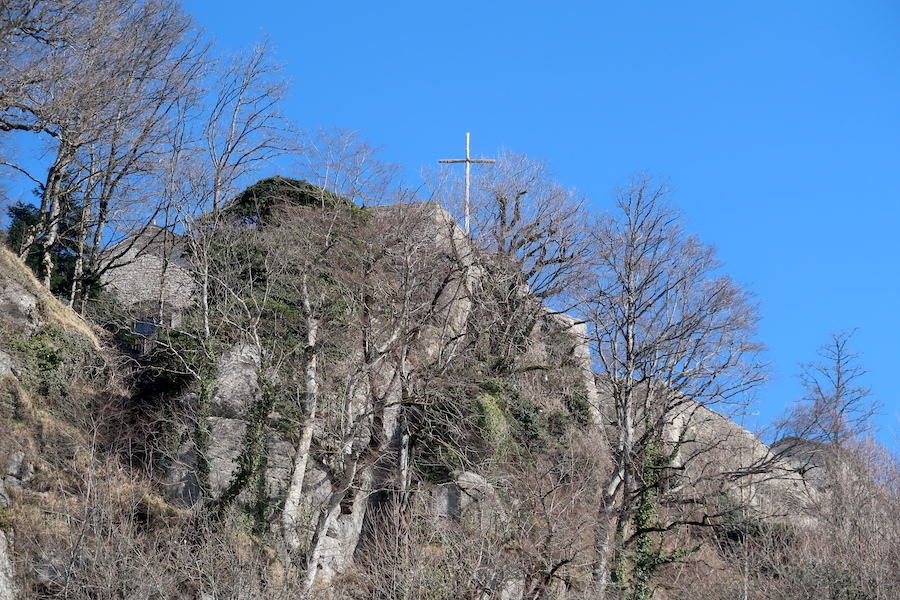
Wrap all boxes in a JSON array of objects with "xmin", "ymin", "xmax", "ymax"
[{"xmin": 439, "ymin": 133, "xmax": 496, "ymax": 234}]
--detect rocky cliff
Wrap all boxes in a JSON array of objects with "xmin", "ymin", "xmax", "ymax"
[
  {"xmin": 0, "ymin": 247, "xmax": 108, "ymax": 599},
  {"xmin": 0, "ymin": 199, "xmax": 817, "ymax": 599}
]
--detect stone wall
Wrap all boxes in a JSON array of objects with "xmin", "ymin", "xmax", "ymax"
[{"xmin": 101, "ymin": 226, "xmax": 195, "ymax": 324}]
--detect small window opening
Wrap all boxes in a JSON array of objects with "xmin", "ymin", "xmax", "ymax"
[{"xmin": 134, "ymin": 319, "xmax": 161, "ymax": 337}]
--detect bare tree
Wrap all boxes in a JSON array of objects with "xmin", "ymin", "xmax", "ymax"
[
  {"xmin": 435, "ymin": 149, "xmax": 590, "ymax": 304},
  {"xmin": 203, "ymin": 35, "xmax": 289, "ymax": 212},
  {"xmin": 580, "ymin": 174, "xmax": 767, "ymax": 598},
  {"xmin": 294, "ymin": 127, "xmax": 402, "ymax": 207},
  {"xmin": 267, "ymin": 199, "xmax": 462, "ymax": 596},
  {"xmin": 187, "ymin": 172, "xmax": 466, "ymax": 595},
  {"xmin": 1, "ymin": 0, "xmax": 118, "ymax": 281},
  {"xmin": 258, "ymin": 199, "xmax": 368, "ymax": 567},
  {"xmin": 70, "ymin": 1, "xmax": 207, "ymax": 307},
  {"xmin": 0, "ymin": 0, "xmax": 79, "ymax": 132},
  {"xmin": 0, "ymin": 0, "xmax": 206, "ymax": 293},
  {"xmin": 185, "ymin": 35, "xmax": 289, "ymax": 341},
  {"xmin": 706, "ymin": 436, "xmax": 900, "ymax": 600},
  {"xmin": 429, "ymin": 150, "xmax": 591, "ymax": 376},
  {"xmin": 2, "ymin": 3, "xmax": 285, "ymax": 300},
  {"xmin": 778, "ymin": 329, "xmax": 880, "ymax": 447}
]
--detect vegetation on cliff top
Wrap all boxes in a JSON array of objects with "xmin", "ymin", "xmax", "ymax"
[{"xmin": 0, "ymin": 1, "xmax": 897, "ymax": 597}]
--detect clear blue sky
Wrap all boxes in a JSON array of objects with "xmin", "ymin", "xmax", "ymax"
[{"xmin": 176, "ymin": 1, "xmax": 900, "ymax": 445}]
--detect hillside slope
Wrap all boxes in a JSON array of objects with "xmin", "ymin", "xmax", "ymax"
[{"xmin": 0, "ymin": 218, "xmax": 843, "ymax": 599}]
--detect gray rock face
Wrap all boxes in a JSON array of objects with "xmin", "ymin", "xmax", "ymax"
[
  {"xmin": 4, "ymin": 450, "xmax": 33, "ymax": 491},
  {"xmin": 430, "ymin": 471, "xmax": 504, "ymax": 521},
  {"xmin": 206, "ymin": 417, "xmax": 248, "ymax": 496},
  {"xmin": 312, "ymin": 468, "xmax": 375, "ymax": 585},
  {"xmin": 264, "ymin": 430, "xmax": 295, "ymax": 495},
  {"xmin": 456, "ymin": 470, "xmax": 503, "ymax": 514},
  {"xmin": 164, "ymin": 424, "xmax": 201, "ymax": 505},
  {"xmin": 0, "ymin": 278, "xmax": 40, "ymax": 335},
  {"xmin": 0, "ymin": 350, "xmax": 18, "ymax": 419},
  {"xmin": 430, "ymin": 481, "xmax": 462, "ymax": 519},
  {"xmin": 661, "ymin": 400, "xmax": 810, "ymax": 517},
  {"xmin": 770, "ymin": 437, "xmax": 827, "ymax": 487},
  {"xmin": 0, "ymin": 350, "xmax": 14, "ymax": 379},
  {"xmin": 210, "ymin": 344, "xmax": 261, "ymax": 419},
  {"xmin": 0, "ymin": 530, "xmax": 18, "ymax": 600},
  {"xmin": 166, "ymin": 343, "xmax": 294, "ymax": 505},
  {"xmin": 550, "ymin": 313, "xmax": 604, "ymax": 425},
  {"xmin": 165, "ymin": 417, "xmax": 296, "ymax": 506}
]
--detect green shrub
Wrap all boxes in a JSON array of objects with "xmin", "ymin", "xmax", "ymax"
[
  {"xmin": 472, "ymin": 392, "xmax": 515, "ymax": 459},
  {"xmin": 3, "ymin": 324, "xmax": 105, "ymax": 408},
  {"xmin": 564, "ymin": 387, "xmax": 593, "ymax": 426}
]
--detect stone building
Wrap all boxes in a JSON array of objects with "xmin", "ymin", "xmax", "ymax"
[{"xmin": 101, "ymin": 224, "xmax": 195, "ymax": 333}]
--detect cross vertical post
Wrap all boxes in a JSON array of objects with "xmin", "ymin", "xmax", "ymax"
[{"xmin": 439, "ymin": 132, "xmax": 496, "ymax": 234}]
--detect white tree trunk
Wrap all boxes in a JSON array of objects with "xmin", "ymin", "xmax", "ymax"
[
  {"xmin": 282, "ymin": 305, "xmax": 320, "ymax": 558},
  {"xmin": 300, "ymin": 453, "xmax": 359, "ymax": 597},
  {"xmin": 282, "ymin": 416, "xmax": 315, "ymax": 555}
]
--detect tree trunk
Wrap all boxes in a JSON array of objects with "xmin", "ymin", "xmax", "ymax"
[
  {"xmin": 68, "ymin": 197, "xmax": 89, "ymax": 308},
  {"xmin": 300, "ymin": 452, "xmax": 359, "ymax": 598},
  {"xmin": 283, "ymin": 286, "xmax": 320, "ymax": 558},
  {"xmin": 593, "ymin": 474, "xmax": 624, "ymax": 599},
  {"xmin": 38, "ymin": 149, "xmax": 71, "ymax": 289}
]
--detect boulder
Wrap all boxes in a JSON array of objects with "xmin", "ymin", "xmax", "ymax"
[
  {"xmin": 0, "ymin": 350, "xmax": 14, "ymax": 379},
  {"xmin": 210, "ymin": 344, "xmax": 261, "ymax": 418},
  {"xmin": 0, "ymin": 530, "xmax": 18, "ymax": 600},
  {"xmin": 0, "ymin": 277, "xmax": 40, "ymax": 336},
  {"xmin": 430, "ymin": 471, "xmax": 504, "ymax": 521}
]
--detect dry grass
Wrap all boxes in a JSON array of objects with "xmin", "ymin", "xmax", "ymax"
[{"xmin": 0, "ymin": 247, "xmax": 99, "ymax": 347}]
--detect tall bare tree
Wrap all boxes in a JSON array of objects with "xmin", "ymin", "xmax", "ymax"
[
  {"xmin": 266, "ymin": 198, "xmax": 462, "ymax": 595},
  {"xmin": 294, "ymin": 127, "xmax": 402, "ymax": 207},
  {"xmin": 777, "ymin": 329, "xmax": 880, "ymax": 447},
  {"xmin": 203, "ymin": 35, "xmax": 289, "ymax": 212},
  {"xmin": 0, "ymin": 0, "xmax": 79, "ymax": 130},
  {"xmin": 72, "ymin": 0, "xmax": 207, "ymax": 306},
  {"xmin": 436, "ymin": 149, "xmax": 589, "ymax": 303},
  {"xmin": 431, "ymin": 150, "xmax": 590, "ymax": 374},
  {"xmin": 0, "ymin": 0, "xmax": 206, "ymax": 293},
  {"xmin": 186, "ymin": 35, "xmax": 289, "ymax": 340},
  {"xmin": 186, "ymin": 169, "xmax": 463, "ymax": 595},
  {"xmin": 581, "ymin": 174, "xmax": 767, "ymax": 598}
]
